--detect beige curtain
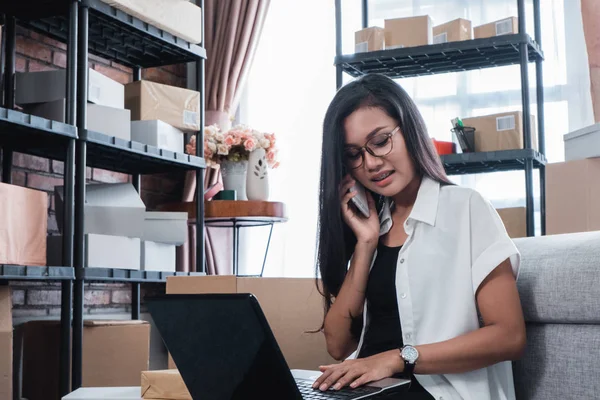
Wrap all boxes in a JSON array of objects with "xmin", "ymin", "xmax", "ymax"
[{"xmin": 179, "ymin": 0, "xmax": 271, "ymax": 275}]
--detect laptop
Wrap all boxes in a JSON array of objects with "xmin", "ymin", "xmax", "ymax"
[{"xmin": 146, "ymin": 293, "xmax": 410, "ymax": 400}]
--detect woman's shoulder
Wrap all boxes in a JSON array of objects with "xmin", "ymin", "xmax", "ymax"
[{"xmin": 438, "ymin": 184, "xmax": 491, "ymax": 213}]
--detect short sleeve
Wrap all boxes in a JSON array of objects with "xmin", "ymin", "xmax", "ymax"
[{"xmin": 469, "ymin": 191, "xmax": 520, "ymax": 293}]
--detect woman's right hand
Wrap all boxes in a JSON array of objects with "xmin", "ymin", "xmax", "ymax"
[{"xmin": 339, "ymin": 175, "xmax": 380, "ymax": 247}]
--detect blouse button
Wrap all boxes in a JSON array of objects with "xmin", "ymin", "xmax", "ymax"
[
  {"xmin": 399, "ymin": 258, "xmax": 405, "ymax": 264},
  {"xmin": 400, "ymin": 293, "xmax": 407, "ymax": 299}
]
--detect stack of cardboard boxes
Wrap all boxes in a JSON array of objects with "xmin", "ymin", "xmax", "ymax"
[{"xmin": 354, "ymin": 15, "xmax": 518, "ymax": 53}]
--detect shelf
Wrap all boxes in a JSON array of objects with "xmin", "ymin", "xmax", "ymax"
[
  {"xmin": 78, "ymin": 268, "xmax": 206, "ymax": 283},
  {"xmin": 440, "ymin": 149, "xmax": 546, "ymax": 175},
  {"xmin": 0, "ymin": 107, "xmax": 77, "ymax": 161},
  {"xmin": 205, "ymin": 217, "xmax": 289, "ymax": 228},
  {"xmin": 0, "ymin": 265, "xmax": 74, "ymax": 281},
  {"xmin": 84, "ymin": 130, "xmax": 206, "ymax": 174},
  {"xmin": 10, "ymin": 0, "xmax": 206, "ymax": 68},
  {"xmin": 335, "ymin": 34, "xmax": 543, "ymax": 79}
]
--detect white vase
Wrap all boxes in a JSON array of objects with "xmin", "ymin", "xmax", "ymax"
[
  {"xmin": 246, "ymin": 148, "xmax": 269, "ymax": 201},
  {"xmin": 220, "ymin": 160, "xmax": 248, "ymax": 200}
]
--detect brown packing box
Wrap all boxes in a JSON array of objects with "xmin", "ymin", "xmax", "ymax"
[
  {"xmin": 384, "ymin": 15, "xmax": 432, "ymax": 49},
  {"xmin": 0, "ymin": 183, "xmax": 47, "ymax": 266},
  {"xmin": 496, "ymin": 207, "xmax": 527, "ymax": 238},
  {"xmin": 166, "ymin": 276, "xmax": 335, "ymax": 370},
  {"xmin": 546, "ymin": 159, "xmax": 600, "ymax": 235},
  {"xmin": 354, "ymin": 27, "xmax": 385, "ymax": 53},
  {"xmin": 461, "ymin": 111, "xmax": 538, "ymax": 152},
  {"xmin": 125, "ymin": 80, "xmax": 200, "ymax": 133},
  {"xmin": 20, "ymin": 320, "xmax": 150, "ymax": 400},
  {"xmin": 141, "ymin": 369, "xmax": 191, "ymax": 400},
  {"xmin": 432, "ymin": 18, "xmax": 472, "ymax": 44},
  {"xmin": 0, "ymin": 287, "xmax": 12, "ymax": 400},
  {"xmin": 474, "ymin": 17, "xmax": 518, "ymax": 39}
]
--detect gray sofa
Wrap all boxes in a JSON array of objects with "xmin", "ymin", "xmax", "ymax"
[{"xmin": 513, "ymin": 231, "xmax": 600, "ymax": 400}]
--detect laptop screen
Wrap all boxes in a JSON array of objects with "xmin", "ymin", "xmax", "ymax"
[{"xmin": 146, "ymin": 294, "xmax": 302, "ymax": 400}]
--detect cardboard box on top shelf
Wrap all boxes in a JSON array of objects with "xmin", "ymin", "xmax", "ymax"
[
  {"xmin": 546, "ymin": 158, "xmax": 600, "ymax": 235},
  {"xmin": 165, "ymin": 276, "xmax": 335, "ymax": 371},
  {"xmin": 25, "ymin": 99, "xmax": 131, "ymax": 141},
  {"xmin": 496, "ymin": 207, "xmax": 527, "ymax": 238},
  {"xmin": 0, "ymin": 183, "xmax": 48, "ymax": 266},
  {"xmin": 0, "ymin": 287, "xmax": 12, "ymax": 400},
  {"xmin": 131, "ymin": 120, "xmax": 185, "ymax": 153},
  {"xmin": 432, "ymin": 18, "xmax": 472, "ymax": 44},
  {"xmin": 461, "ymin": 111, "xmax": 538, "ymax": 152},
  {"xmin": 354, "ymin": 27, "xmax": 385, "ymax": 53},
  {"xmin": 125, "ymin": 81, "xmax": 201, "ymax": 133},
  {"xmin": 19, "ymin": 320, "xmax": 150, "ymax": 400},
  {"xmin": 384, "ymin": 15, "xmax": 432, "ymax": 49},
  {"xmin": 55, "ymin": 183, "xmax": 146, "ymax": 238},
  {"xmin": 474, "ymin": 17, "xmax": 518, "ymax": 39},
  {"xmin": 16, "ymin": 68, "xmax": 124, "ymax": 109},
  {"xmin": 141, "ymin": 370, "xmax": 192, "ymax": 400}
]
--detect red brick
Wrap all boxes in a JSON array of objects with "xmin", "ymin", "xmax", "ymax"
[
  {"xmin": 161, "ymin": 173, "xmax": 183, "ymax": 195},
  {"xmin": 53, "ymin": 51, "xmax": 67, "ymax": 68},
  {"xmin": 111, "ymin": 61, "xmax": 133, "ymax": 74},
  {"xmin": 13, "ymin": 152, "xmax": 50, "ymax": 172},
  {"xmin": 141, "ymin": 175, "xmax": 163, "ymax": 192},
  {"xmin": 84, "ymin": 290, "xmax": 111, "ymax": 305},
  {"xmin": 12, "ymin": 170, "xmax": 27, "ymax": 187},
  {"xmin": 94, "ymin": 63, "xmax": 131, "ymax": 85},
  {"xmin": 111, "ymin": 290, "xmax": 131, "ymax": 304},
  {"xmin": 28, "ymin": 60, "xmax": 55, "ymax": 72},
  {"xmin": 16, "ymin": 56, "xmax": 27, "ymax": 73},
  {"xmin": 17, "ymin": 37, "xmax": 52, "ymax": 63},
  {"xmin": 142, "ymin": 67, "xmax": 179, "ymax": 86},
  {"xmin": 28, "ymin": 289, "xmax": 61, "ymax": 305},
  {"xmin": 42, "ymin": 36, "xmax": 67, "ymax": 51},
  {"xmin": 52, "ymin": 160, "xmax": 64, "ymax": 174},
  {"xmin": 163, "ymin": 64, "xmax": 187, "ymax": 78},
  {"xmin": 27, "ymin": 173, "xmax": 63, "ymax": 191},
  {"xmin": 89, "ymin": 53, "xmax": 111, "ymax": 65},
  {"xmin": 12, "ymin": 290, "xmax": 26, "ymax": 306},
  {"xmin": 142, "ymin": 192, "xmax": 177, "ymax": 210},
  {"xmin": 92, "ymin": 168, "xmax": 130, "ymax": 183},
  {"xmin": 12, "ymin": 309, "xmax": 49, "ymax": 318}
]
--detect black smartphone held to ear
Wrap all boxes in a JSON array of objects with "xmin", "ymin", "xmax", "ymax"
[{"xmin": 349, "ymin": 181, "xmax": 370, "ymax": 218}]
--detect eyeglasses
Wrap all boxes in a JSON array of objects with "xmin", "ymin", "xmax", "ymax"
[{"xmin": 344, "ymin": 126, "xmax": 400, "ymax": 169}]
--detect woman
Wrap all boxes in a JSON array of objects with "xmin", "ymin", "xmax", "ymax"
[{"xmin": 313, "ymin": 74, "xmax": 526, "ymax": 400}]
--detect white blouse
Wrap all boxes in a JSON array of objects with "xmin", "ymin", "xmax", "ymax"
[{"xmin": 354, "ymin": 176, "xmax": 520, "ymax": 400}]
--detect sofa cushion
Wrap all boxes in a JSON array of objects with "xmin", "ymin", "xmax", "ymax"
[{"xmin": 514, "ymin": 231, "xmax": 600, "ymax": 324}]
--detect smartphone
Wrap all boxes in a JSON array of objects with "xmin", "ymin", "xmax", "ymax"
[{"xmin": 349, "ymin": 182, "xmax": 370, "ymax": 218}]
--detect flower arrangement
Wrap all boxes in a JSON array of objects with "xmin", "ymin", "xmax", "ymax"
[{"xmin": 186, "ymin": 124, "xmax": 280, "ymax": 169}]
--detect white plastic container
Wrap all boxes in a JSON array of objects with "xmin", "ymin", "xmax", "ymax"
[{"xmin": 564, "ymin": 123, "xmax": 600, "ymax": 161}]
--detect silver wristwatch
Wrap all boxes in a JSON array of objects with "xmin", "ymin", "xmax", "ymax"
[{"xmin": 400, "ymin": 345, "xmax": 419, "ymax": 375}]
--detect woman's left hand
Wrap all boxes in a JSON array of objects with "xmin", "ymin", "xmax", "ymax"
[{"xmin": 312, "ymin": 350, "xmax": 403, "ymax": 391}]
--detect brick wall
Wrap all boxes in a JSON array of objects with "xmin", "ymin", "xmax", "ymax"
[{"xmin": 1, "ymin": 27, "xmax": 188, "ymax": 317}]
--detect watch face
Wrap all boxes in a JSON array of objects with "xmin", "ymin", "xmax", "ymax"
[{"xmin": 401, "ymin": 346, "xmax": 419, "ymax": 363}]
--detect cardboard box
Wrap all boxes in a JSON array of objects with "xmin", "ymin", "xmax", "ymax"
[
  {"xmin": 0, "ymin": 287, "xmax": 12, "ymax": 400},
  {"xmin": 0, "ymin": 183, "xmax": 47, "ymax": 266},
  {"xmin": 461, "ymin": 111, "xmax": 538, "ymax": 152},
  {"xmin": 433, "ymin": 18, "xmax": 472, "ymax": 44},
  {"xmin": 496, "ymin": 207, "xmax": 527, "ymax": 238},
  {"xmin": 546, "ymin": 159, "xmax": 600, "ymax": 235},
  {"xmin": 141, "ymin": 241, "xmax": 176, "ymax": 272},
  {"xmin": 25, "ymin": 100, "xmax": 131, "ymax": 140},
  {"xmin": 474, "ymin": 17, "xmax": 518, "ymax": 39},
  {"xmin": 63, "ymin": 387, "xmax": 142, "ymax": 399},
  {"xmin": 563, "ymin": 122, "xmax": 600, "ymax": 161},
  {"xmin": 20, "ymin": 320, "xmax": 150, "ymax": 400},
  {"xmin": 48, "ymin": 234, "xmax": 141, "ymax": 270},
  {"xmin": 384, "ymin": 15, "xmax": 432, "ymax": 49},
  {"xmin": 131, "ymin": 120, "xmax": 185, "ymax": 153},
  {"xmin": 165, "ymin": 276, "xmax": 335, "ymax": 370},
  {"xmin": 141, "ymin": 370, "xmax": 191, "ymax": 400},
  {"xmin": 143, "ymin": 212, "xmax": 188, "ymax": 245},
  {"xmin": 354, "ymin": 27, "xmax": 385, "ymax": 53},
  {"xmin": 16, "ymin": 68, "xmax": 124, "ymax": 108},
  {"xmin": 55, "ymin": 183, "xmax": 146, "ymax": 238},
  {"xmin": 125, "ymin": 81, "xmax": 200, "ymax": 133}
]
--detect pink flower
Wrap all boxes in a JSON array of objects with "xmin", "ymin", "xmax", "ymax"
[
  {"xmin": 224, "ymin": 135, "xmax": 236, "ymax": 146},
  {"xmin": 244, "ymin": 138, "xmax": 257, "ymax": 152},
  {"xmin": 266, "ymin": 149, "xmax": 277, "ymax": 162}
]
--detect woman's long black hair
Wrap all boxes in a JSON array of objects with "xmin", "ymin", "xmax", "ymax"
[{"xmin": 316, "ymin": 73, "xmax": 452, "ymax": 324}]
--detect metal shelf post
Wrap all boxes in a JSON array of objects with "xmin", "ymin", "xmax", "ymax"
[
  {"xmin": 533, "ymin": 0, "xmax": 546, "ymax": 235},
  {"xmin": 195, "ymin": 0, "xmax": 206, "ymax": 273},
  {"xmin": 335, "ymin": 0, "xmax": 342, "ymax": 90},
  {"xmin": 1, "ymin": 16, "xmax": 16, "ymax": 184}
]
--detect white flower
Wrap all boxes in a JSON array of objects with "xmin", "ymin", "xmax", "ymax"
[
  {"xmin": 217, "ymin": 144, "xmax": 229, "ymax": 155},
  {"xmin": 214, "ymin": 133, "xmax": 225, "ymax": 143},
  {"xmin": 207, "ymin": 142, "xmax": 217, "ymax": 152},
  {"xmin": 259, "ymin": 138, "xmax": 271, "ymax": 149}
]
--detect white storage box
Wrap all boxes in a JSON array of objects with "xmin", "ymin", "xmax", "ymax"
[
  {"xmin": 143, "ymin": 212, "xmax": 188, "ymax": 245},
  {"xmin": 564, "ymin": 123, "xmax": 600, "ymax": 161},
  {"xmin": 141, "ymin": 241, "xmax": 176, "ymax": 272},
  {"xmin": 63, "ymin": 387, "xmax": 142, "ymax": 400},
  {"xmin": 55, "ymin": 183, "xmax": 146, "ymax": 238},
  {"xmin": 16, "ymin": 68, "xmax": 125, "ymax": 108},
  {"xmin": 25, "ymin": 100, "xmax": 131, "ymax": 141},
  {"xmin": 48, "ymin": 234, "xmax": 141, "ymax": 270},
  {"xmin": 131, "ymin": 120, "xmax": 184, "ymax": 153}
]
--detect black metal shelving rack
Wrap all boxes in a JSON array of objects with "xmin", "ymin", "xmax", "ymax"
[
  {"xmin": 1, "ymin": 0, "xmax": 207, "ymax": 397},
  {"xmin": 334, "ymin": 0, "xmax": 547, "ymax": 237}
]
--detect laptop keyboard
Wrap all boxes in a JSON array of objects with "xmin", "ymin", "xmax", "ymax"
[{"xmin": 296, "ymin": 379, "xmax": 381, "ymax": 399}]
